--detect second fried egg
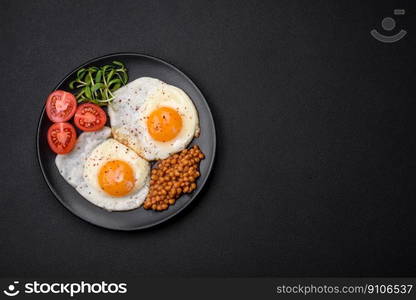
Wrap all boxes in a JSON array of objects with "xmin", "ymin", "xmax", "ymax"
[
  {"xmin": 108, "ymin": 77, "xmax": 199, "ymax": 160},
  {"xmin": 82, "ymin": 138, "xmax": 150, "ymax": 210},
  {"xmin": 56, "ymin": 127, "xmax": 150, "ymax": 211}
]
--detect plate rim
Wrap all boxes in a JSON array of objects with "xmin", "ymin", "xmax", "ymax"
[{"xmin": 36, "ymin": 52, "xmax": 216, "ymax": 231}]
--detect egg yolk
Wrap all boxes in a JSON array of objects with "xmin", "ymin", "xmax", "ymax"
[
  {"xmin": 98, "ymin": 160, "xmax": 135, "ymax": 197},
  {"xmin": 147, "ymin": 106, "xmax": 182, "ymax": 142}
]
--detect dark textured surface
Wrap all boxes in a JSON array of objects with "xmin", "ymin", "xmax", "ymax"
[{"xmin": 0, "ymin": 0, "xmax": 415, "ymax": 277}]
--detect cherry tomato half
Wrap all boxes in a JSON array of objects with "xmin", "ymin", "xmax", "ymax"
[
  {"xmin": 47, "ymin": 122, "xmax": 77, "ymax": 154},
  {"xmin": 74, "ymin": 103, "xmax": 107, "ymax": 132},
  {"xmin": 46, "ymin": 90, "xmax": 77, "ymax": 122}
]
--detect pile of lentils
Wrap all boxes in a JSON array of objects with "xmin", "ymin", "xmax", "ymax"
[{"xmin": 143, "ymin": 145, "xmax": 205, "ymax": 211}]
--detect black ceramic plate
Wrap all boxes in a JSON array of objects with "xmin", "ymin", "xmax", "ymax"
[{"xmin": 37, "ymin": 53, "xmax": 216, "ymax": 230}]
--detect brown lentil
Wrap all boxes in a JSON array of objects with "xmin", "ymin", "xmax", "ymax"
[{"xmin": 143, "ymin": 145, "xmax": 205, "ymax": 211}]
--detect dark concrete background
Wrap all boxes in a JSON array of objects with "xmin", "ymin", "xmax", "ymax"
[{"xmin": 0, "ymin": 0, "xmax": 415, "ymax": 277}]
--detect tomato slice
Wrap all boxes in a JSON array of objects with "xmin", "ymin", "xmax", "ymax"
[
  {"xmin": 47, "ymin": 122, "xmax": 77, "ymax": 154},
  {"xmin": 46, "ymin": 90, "xmax": 77, "ymax": 122},
  {"xmin": 74, "ymin": 103, "xmax": 107, "ymax": 132}
]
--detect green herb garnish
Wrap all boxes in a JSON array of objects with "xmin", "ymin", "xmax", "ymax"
[{"xmin": 69, "ymin": 61, "xmax": 128, "ymax": 105}]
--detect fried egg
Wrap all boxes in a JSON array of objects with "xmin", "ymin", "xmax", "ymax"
[
  {"xmin": 55, "ymin": 127, "xmax": 150, "ymax": 211},
  {"xmin": 108, "ymin": 77, "xmax": 199, "ymax": 160}
]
